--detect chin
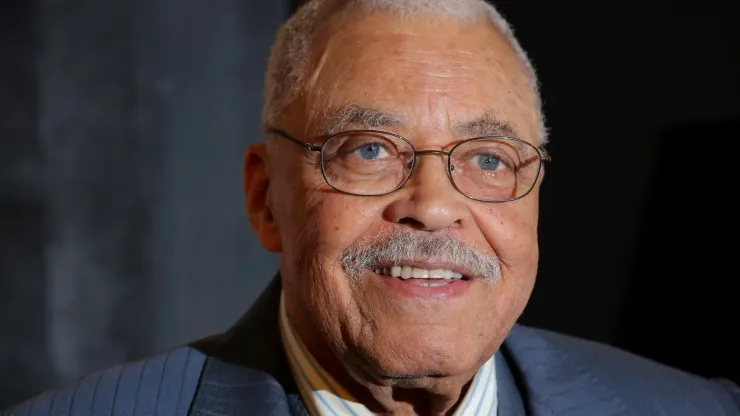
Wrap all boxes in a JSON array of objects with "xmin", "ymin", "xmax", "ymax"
[{"xmin": 356, "ymin": 328, "xmax": 489, "ymax": 384}]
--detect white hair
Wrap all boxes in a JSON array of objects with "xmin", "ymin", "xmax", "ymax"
[{"xmin": 263, "ymin": 0, "xmax": 548, "ymax": 145}]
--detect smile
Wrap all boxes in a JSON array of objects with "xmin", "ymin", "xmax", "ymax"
[
  {"xmin": 371, "ymin": 265, "xmax": 471, "ymax": 289},
  {"xmin": 374, "ymin": 266, "xmax": 465, "ymax": 280}
]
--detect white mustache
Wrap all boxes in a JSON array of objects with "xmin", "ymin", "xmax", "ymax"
[{"xmin": 340, "ymin": 230, "xmax": 501, "ymax": 283}]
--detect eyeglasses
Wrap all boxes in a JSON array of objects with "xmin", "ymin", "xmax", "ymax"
[{"xmin": 266, "ymin": 127, "xmax": 551, "ymax": 203}]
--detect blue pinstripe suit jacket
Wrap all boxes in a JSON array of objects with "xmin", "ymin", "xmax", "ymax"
[{"xmin": 4, "ymin": 277, "xmax": 739, "ymax": 415}]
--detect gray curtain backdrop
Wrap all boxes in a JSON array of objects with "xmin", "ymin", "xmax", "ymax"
[{"xmin": 1, "ymin": 0, "xmax": 285, "ymax": 405}]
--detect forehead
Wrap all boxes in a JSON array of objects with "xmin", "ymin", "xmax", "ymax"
[{"xmin": 299, "ymin": 11, "xmax": 539, "ymax": 144}]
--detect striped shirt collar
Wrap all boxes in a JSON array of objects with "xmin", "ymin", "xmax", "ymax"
[{"xmin": 279, "ymin": 292, "xmax": 498, "ymax": 416}]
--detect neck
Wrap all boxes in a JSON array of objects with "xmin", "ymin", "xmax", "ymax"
[
  {"xmin": 348, "ymin": 371, "xmax": 475, "ymax": 415},
  {"xmin": 313, "ymin": 338, "xmax": 476, "ymax": 415}
]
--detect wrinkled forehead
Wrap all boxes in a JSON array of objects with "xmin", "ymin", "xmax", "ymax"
[{"xmin": 294, "ymin": 10, "xmax": 539, "ymax": 145}]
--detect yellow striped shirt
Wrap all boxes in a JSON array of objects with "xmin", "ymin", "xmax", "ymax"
[{"xmin": 279, "ymin": 293, "xmax": 498, "ymax": 415}]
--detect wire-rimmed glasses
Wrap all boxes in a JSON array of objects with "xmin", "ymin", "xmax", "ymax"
[{"xmin": 267, "ymin": 127, "xmax": 550, "ymax": 203}]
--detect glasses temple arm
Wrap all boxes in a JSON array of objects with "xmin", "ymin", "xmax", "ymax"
[
  {"xmin": 266, "ymin": 127, "xmax": 322, "ymax": 152},
  {"xmin": 519, "ymin": 150, "xmax": 551, "ymax": 169}
]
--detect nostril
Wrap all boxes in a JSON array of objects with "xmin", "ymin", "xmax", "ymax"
[{"xmin": 398, "ymin": 217, "xmax": 428, "ymax": 230}]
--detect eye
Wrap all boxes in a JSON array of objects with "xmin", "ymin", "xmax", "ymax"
[
  {"xmin": 354, "ymin": 142, "xmax": 390, "ymax": 160},
  {"xmin": 472, "ymin": 154, "xmax": 505, "ymax": 171}
]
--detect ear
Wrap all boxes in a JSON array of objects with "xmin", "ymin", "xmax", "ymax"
[{"xmin": 244, "ymin": 143, "xmax": 282, "ymax": 252}]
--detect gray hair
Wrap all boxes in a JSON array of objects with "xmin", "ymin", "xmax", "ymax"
[
  {"xmin": 341, "ymin": 228, "xmax": 501, "ymax": 283},
  {"xmin": 263, "ymin": 0, "xmax": 548, "ymax": 145}
]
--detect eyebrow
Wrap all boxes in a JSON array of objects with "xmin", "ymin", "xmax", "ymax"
[
  {"xmin": 452, "ymin": 113, "xmax": 520, "ymax": 138},
  {"xmin": 317, "ymin": 105, "xmax": 521, "ymax": 141},
  {"xmin": 318, "ymin": 104, "xmax": 406, "ymax": 136}
]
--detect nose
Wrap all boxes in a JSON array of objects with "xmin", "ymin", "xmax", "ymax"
[{"xmin": 383, "ymin": 154, "xmax": 470, "ymax": 232}]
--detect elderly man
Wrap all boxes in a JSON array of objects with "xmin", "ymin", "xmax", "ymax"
[{"xmin": 5, "ymin": 0, "xmax": 740, "ymax": 415}]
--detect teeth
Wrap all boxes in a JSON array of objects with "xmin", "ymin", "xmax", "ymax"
[
  {"xmin": 373, "ymin": 266, "xmax": 465, "ymax": 280},
  {"xmin": 409, "ymin": 280, "xmax": 450, "ymax": 287},
  {"xmin": 428, "ymin": 269, "xmax": 445, "ymax": 278},
  {"xmin": 411, "ymin": 268, "xmax": 429, "ymax": 278},
  {"xmin": 401, "ymin": 265, "xmax": 412, "ymax": 279}
]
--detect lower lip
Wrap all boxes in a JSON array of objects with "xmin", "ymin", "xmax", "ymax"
[{"xmin": 374, "ymin": 274, "xmax": 473, "ymax": 300}]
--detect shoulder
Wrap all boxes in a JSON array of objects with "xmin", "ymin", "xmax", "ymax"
[
  {"xmin": 505, "ymin": 325, "xmax": 740, "ymax": 414},
  {"xmin": 2, "ymin": 346, "xmax": 297, "ymax": 416},
  {"xmin": 2, "ymin": 347, "xmax": 206, "ymax": 416}
]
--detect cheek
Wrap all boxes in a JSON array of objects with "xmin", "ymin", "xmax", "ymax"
[
  {"xmin": 477, "ymin": 201, "xmax": 539, "ymax": 335},
  {"xmin": 474, "ymin": 200, "xmax": 539, "ymax": 273},
  {"xmin": 289, "ymin": 193, "xmax": 387, "ymax": 326},
  {"xmin": 284, "ymin": 180, "xmax": 387, "ymax": 267},
  {"xmin": 316, "ymin": 195, "xmax": 370, "ymax": 249},
  {"xmin": 273, "ymin": 165, "xmax": 331, "ymax": 247},
  {"xmin": 310, "ymin": 194, "xmax": 385, "ymax": 252}
]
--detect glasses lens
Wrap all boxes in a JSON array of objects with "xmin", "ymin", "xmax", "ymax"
[
  {"xmin": 321, "ymin": 131, "xmax": 414, "ymax": 196},
  {"xmin": 449, "ymin": 138, "xmax": 542, "ymax": 201}
]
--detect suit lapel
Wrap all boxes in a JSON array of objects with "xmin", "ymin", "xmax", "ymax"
[
  {"xmin": 190, "ymin": 276, "xmax": 306, "ymax": 415},
  {"xmin": 190, "ymin": 276, "xmax": 299, "ymax": 395},
  {"xmin": 496, "ymin": 348, "xmax": 527, "ymax": 416},
  {"xmin": 501, "ymin": 325, "xmax": 626, "ymax": 416}
]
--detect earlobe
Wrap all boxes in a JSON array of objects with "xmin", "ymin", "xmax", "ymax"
[{"xmin": 244, "ymin": 143, "xmax": 283, "ymax": 252}]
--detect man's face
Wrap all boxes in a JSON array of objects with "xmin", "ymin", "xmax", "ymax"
[{"xmin": 251, "ymin": 11, "xmax": 542, "ymax": 390}]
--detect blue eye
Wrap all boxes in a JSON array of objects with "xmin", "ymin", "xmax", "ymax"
[
  {"xmin": 473, "ymin": 154, "xmax": 503, "ymax": 171},
  {"xmin": 356, "ymin": 143, "xmax": 388, "ymax": 160}
]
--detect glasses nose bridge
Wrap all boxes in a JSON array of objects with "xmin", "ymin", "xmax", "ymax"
[
  {"xmin": 411, "ymin": 149, "xmax": 452, "ymax": 171},
  {"xmin": 414, "ymin": 149, "xmax": 451, "ymax": 158},
  {"xmin": 406, "ymin": 149, "xmax": 454, "ymax": 187}
]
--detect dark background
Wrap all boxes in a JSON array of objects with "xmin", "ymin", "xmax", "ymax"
[{"xmin": 1, "ymin": 0, "xmax": 738, "ymax": 407}]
